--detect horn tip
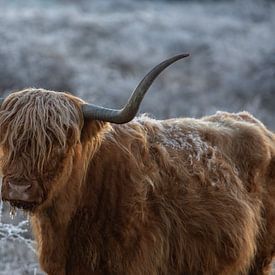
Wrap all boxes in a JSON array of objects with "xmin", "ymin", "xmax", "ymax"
[{"xmin": 180, "ymin": 53, "xmax": 190, "ymax": 58}]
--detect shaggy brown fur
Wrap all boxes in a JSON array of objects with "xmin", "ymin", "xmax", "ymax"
[{"xmin": 0, "ymin": 88, "xmax": 275, "ymax": 275}]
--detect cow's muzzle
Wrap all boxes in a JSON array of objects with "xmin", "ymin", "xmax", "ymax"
[{"xmin": 1, "ymin": 178, "xmax": 43, "ymax": 210}]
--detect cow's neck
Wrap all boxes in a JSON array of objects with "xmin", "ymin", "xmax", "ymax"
[
  {"xmin": 31, "ymin": 121, "xmax": 147, "ymax": 273},
  {"xmin": 64, "ymin": 123, "xmax": 151, "ymax": 269},
  {"xmin": 31, "ymin": 141, "xmax": 96, "ymax": 274}
]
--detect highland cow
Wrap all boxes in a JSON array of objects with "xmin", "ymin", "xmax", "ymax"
[{"xmin": 0, "ymin": 54, "xmax": 275, "ymax": 275}]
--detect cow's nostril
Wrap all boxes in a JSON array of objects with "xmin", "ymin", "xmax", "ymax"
[{"xmin": 8, "ymin": 182, "xmax": 32, "ymax": 192}]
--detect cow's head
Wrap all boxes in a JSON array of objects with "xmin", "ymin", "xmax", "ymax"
[
  {"xmin": 0, "ymin": 89, "xmax": 84, "ymax": 211},
  {"xmin": 0, "ymin": 54, "xmax": 189, "ymax": 212}
]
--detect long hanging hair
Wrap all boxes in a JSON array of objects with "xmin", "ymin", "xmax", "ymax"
[{"xmin": 0, "ymin": 88, "xmax": 83, "ymax": 175}]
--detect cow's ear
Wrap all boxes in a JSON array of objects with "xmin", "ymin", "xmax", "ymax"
[
  {"xmin": 66, "ymin": 125, "xmax": 81, "ymax": 147},
  {"xmin": 80, "ymin": 118, "xmax": 107, "ymax": 143}
]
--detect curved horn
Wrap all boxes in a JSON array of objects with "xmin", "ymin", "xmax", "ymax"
[
  {"xmin": 82, "ymin": 53, "xmax": 189, "ymax": 124},
  {"xmin": 0, "ymin": 98, "xmax": 4, "ymax": 106}
]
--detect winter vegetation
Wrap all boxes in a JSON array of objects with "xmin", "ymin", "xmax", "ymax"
[
  {"xmin": 0, "ymin": 0, "xmax": 274, "ymax": 274},
  {"xmin": 0, "ymin": 198, "xmax": 42, "ymax": 274}
]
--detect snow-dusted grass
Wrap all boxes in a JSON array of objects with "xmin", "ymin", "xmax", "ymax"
[
  {"xmin": 0, "ymin": 172, "xmax": 41, "ymax": 274},
  {"xmin": 0, "ymin": 0, "xmax": 274, "ymax": 128},
  {"xmin": 0, "ymin": 187, "xmax": 43, "ymax": 275}
]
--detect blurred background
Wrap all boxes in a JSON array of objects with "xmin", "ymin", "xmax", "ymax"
[{"xmin": 0, "ymin": 0, "xmax": 274, "ymax": 274}]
